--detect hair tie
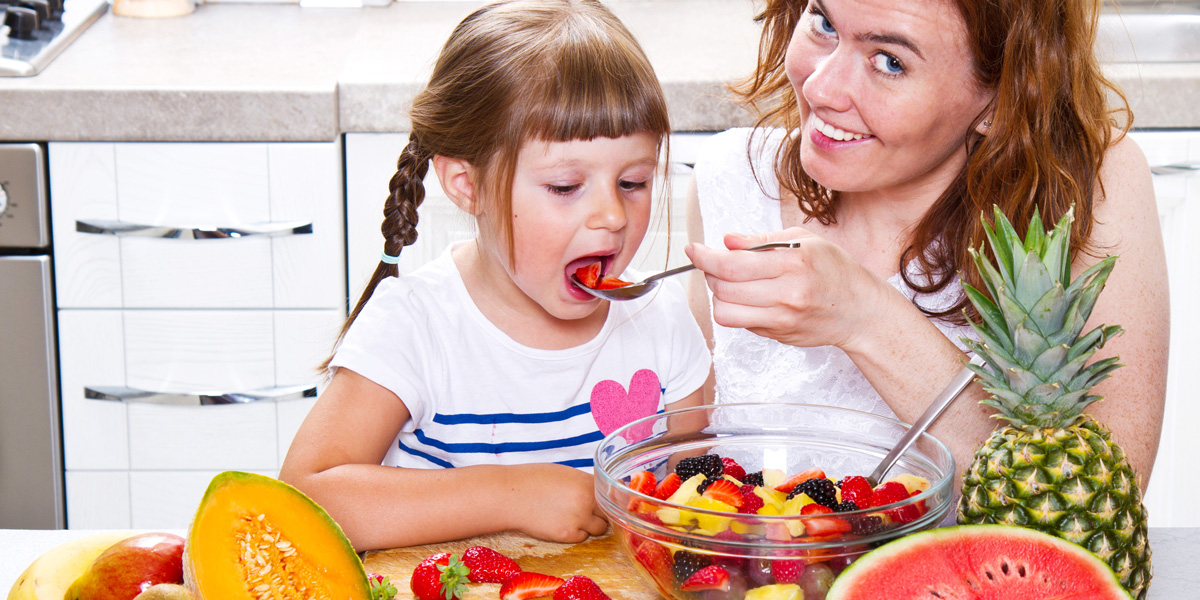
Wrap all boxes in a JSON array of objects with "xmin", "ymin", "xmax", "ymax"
[{"xmin": 381, "ymin": 252, "xmax": 400, "ymax": 265}]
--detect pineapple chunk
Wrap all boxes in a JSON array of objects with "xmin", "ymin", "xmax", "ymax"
[
  {"xmin": 687, "ymin": 496, "xmax": 737, "ymax": 533},
  {"xmin": 782, "ymin": 493, "xmax": 815, "ymax": 515},
  {"xmin": 745, "ymin": 584, "xmax": 802, "ymax": 600},
  {"xmin": 888, "ymin": 473, "xmax": 931, "ymax": 495},
  {"xmin": 754, "ymin": 486, "xmax": 787, "ymax": 511},
  {"xmin": 762, "ymin": 468, "xmax": 788, "ymax": 489},
  {"xmin": 665, "ymin": 474, "xmax": 706, "ymax": 505}
]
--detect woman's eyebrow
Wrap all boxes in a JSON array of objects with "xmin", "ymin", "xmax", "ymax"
[{"xmin": 856, "ymin": 31, "xmax": 926, "ymax": 60}]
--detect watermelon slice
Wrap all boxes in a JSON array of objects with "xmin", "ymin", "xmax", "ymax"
[{"xmin": 826, "ymin": 525, "xmax": 1132, "ymax": 599}]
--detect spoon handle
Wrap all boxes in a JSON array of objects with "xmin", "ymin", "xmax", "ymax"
[
  {"xmin": 640, "ymin": 241, "xmax": 802, "ymax": 286},
  {"xmin": 867, "ymin": 354, "xmax": 985, "ymax": 486}
]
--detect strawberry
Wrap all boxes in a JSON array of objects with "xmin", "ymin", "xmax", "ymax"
[
  {"xmin": 770, "ymin": 559, "xmax": 803, "ymax": 584},
  {"xmin": 461, "ymin": 546, "xmax": 520, "ymax": 584},
  {"xmin": 868, "ymin": 482, "xmax": 910, "ymax": 507},
  {"xmin": 738, "ymin": 484, "xmax": 765, "ymax": 514},
  {"xmin": 701, "ymin": 478, "xmax": 744, "ymax": 508},
  {"xmin": 552, "ymin": 575, "xmax": 611, "ymax": 600},
  {"xmin": 574, "ymin": 263, "xmax": 600, "ymax": 288},
  {"xmin": 628, "ymin": 471, "xmax": 657, "ymax": 495},
  {"xmin": 499, "ymin": 572, "xmax": 566, "ymax": 600},
  {"xmin": 410, "ymin": 553, "xmax": 469, "ymax": 600},
  {"xmin": 838, "ymin": 476, "xmax": 874, "ymax": 507},
  {"xmin": 632, "ymin": 539, "xmax": 673, "ymax": 586},
  {"xmin": 800, "ymin": 503, "xmax": 832, "ymax": 515},
  {"xmin": 721, "ymin": 457, "xmax": 746, "ymax": 481},
  {"xmin": 774, "ymin": 468, "xmax": 827, "ymax": 493},
  {"xmin": 805, "ymin": 516, "xmax": 853, "ymax": 537},
  {"xmin": 653, "ymin": 473, "xmax": 681, "ymax": 500},
  {"xmin": 369, "ymin": 573, "xmax": 399, "ymax": 600},
  {"xmin": 680, "ymin": 565, "xmax": 731, "ymax": 592},
  {"xmin": 595, "ymin": 275, "xmax": 632, "ymax": 290}
]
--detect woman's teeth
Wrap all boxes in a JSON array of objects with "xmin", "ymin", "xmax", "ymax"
[{"xmin": 813, "ymin": 116, "xmax": 870, "ymax": 141}]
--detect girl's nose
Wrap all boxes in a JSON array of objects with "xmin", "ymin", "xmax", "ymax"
[
  {"xmin": 801, "ymin": 47, "xmax": 855, "ymax": 113},
  {"xmin": 587, "ymin": 184, "xmax": 627, "ymax": 231}
]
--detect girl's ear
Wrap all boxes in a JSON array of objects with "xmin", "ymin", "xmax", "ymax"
[{"xmin": 433, "ymin": 155, "xmax": 480, "ymax": 215}]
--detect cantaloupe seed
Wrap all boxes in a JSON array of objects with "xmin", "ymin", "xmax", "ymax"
[{"xmin": 236, "ymin": 513, "xmax": 327, "ymax": 600}]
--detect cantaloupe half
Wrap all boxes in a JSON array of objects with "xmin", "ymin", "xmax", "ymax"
[{"xmin": 184, "ymin": 471, "xmax": 370, "ymax": 600}]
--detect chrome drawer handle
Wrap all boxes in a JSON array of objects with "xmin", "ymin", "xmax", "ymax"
[
  {"xmin": 84, "ymin": 384, "xmax": 317, "ymax": 406},
  {"xmin": 75, "ymin": 219, "xmax": 313, "ymax": 239},
  {"xmin": 1150, "ymin": 162, "xmax": 1200, "ymax": 175}
]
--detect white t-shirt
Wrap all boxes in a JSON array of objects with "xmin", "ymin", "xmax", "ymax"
[
  {"xmin": 694, "ymin": 128, "xmax": 976, "ymax": 417},
  {"xmin": 330, "ymin": 245, "xmax": 712, "ymax": 471}
]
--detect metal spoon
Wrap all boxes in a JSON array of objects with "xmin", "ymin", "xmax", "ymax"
[
  {"xmin": 570, "ymin": 241, "xmax": 802, "ymax": 301},
  {"xmin": 866, "ymin": 354, "xmax": 985, "ymax": 486}
]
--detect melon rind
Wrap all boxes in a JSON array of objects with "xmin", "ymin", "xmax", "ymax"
[{"xmin": 826, "ymin": 524, "xmax": 1132, "ymax": 600}]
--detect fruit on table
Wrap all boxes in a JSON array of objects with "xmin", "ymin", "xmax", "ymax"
[
  {"xmin": 131, "ymin": 584, "xmax": 197, "ymax": 600},
  {"xmin": 955, "ymin": 207, "xmax": 1150, "ymax": 599},
  {"xmin": 499, "ymin": 572, "xmax": 566, "ymax": 600},
  {"xmin": 460, "ymin": 546, "xmax": 521, "ymax": 584},
  {"xmin": 65, "ymin": 532, "xmax": 185, "ymax": 600},
  {"xmin": 825, "ymin": 524, "xmax": 1132, "ymax": 599},
  {"xmin": 410, "ymin": 553, "xmax": 469, "ymax": 600},
  {"xmin": 184, "ymin": 471, "xmax": 370, "ymax": 600},
  {"xmin": 551, "ymin": 575, "xmax": 611, "ymax": 600},
  {"xmin": 6, "ymin": 531, "xmax": 135, "ymax": 600}
]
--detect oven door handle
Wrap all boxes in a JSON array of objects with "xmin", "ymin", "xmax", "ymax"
[
  {"xmin": 75, "ymin": 218, "xmax": 313, "ymax": 239},
  {"xmin": 84, "ymin": 384, "xmax": 317, "ymax": 406}
]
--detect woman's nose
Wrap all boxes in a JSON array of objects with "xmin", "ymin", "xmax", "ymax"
[
  {"xmin": 587, "ymin": 184, "xmax": 627, "ymax": 231},
  {"xmin": 801, "ymin": 48, "xmax": 855, "ymax": 113}
]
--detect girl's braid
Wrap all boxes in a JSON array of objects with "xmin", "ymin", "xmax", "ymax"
[{"xmin": 381, "ymin": 135, "xmax": 432, "ymax": 269}]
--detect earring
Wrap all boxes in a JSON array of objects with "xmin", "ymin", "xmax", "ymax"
[{"xmin": 982, "ymin": 119, "xmax": 992, "ymax": 129}]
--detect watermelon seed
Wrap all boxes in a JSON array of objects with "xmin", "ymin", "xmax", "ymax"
[
  {"xmin": 985, "ymin": 571, "xmax": 994, "ymax": 581},
  {"xmin": 1018, "ymin": 565, "xmax": 1026, "ymax": 577},
  {"xmin": 1001, "ymin": 562, "xmax": 1010, "ymax": 575}
]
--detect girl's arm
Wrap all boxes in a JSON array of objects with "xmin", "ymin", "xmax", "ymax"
[{"xmin": 278, "ymin": 368, "xmax": 608, "ymax": 551}]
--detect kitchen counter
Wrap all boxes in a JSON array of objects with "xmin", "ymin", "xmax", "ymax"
[
  {"xmin": 1, "ymin": 1, "xmax": 1198, "ymax": 142},
  {"xmin": 3, "ymin": 527, "xmax": 1198, "ymax": 597}
]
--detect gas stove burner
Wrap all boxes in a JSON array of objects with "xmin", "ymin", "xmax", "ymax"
[{"xmin": 1, "ymin": 0, "xmax": 108, "ymax": 77}]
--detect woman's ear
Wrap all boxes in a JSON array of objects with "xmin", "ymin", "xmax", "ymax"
[
  {"xmin": 975, "ymin": 117, "xmax": 994, "ymax": 136},
  {"xmin": 433, "ymin": 155, "xmax": 480, "ymax": 215}
]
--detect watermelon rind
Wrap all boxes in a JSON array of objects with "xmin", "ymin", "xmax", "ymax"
[{"xmin": 826, "ymin": 524, "xmax": 1133, "ymax": 599}]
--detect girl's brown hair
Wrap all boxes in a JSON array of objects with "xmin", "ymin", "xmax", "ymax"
[
  {"xmin": 323, "ymin": 0, "xmax": 670, "ymax": 368},
  {"xmin": 734, "ymin": 0, "xmax": 1130, "ymax": 322}
]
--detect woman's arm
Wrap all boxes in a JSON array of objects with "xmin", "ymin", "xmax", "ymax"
[
  {"xmin": 278, "ymin": 368, "xmax": 608, "ymax": 551},
  {"xmin": 1071, "ymin": 133, "xmax": 1169, "ymax": 487}
]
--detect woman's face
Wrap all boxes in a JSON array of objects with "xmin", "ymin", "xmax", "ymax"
[{"xmin": 786, "ymin": 0, "xmax": 993, "ymax": 197}]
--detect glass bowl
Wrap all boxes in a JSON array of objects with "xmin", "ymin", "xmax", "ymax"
[{"xmin": 594, "ymin": 403, "xmax": 955, "ymax": 600}]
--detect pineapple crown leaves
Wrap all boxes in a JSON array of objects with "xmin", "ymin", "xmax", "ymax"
[{"xmin": 960, "ymin": 205, "xmax": 1124, "ymax": 429}]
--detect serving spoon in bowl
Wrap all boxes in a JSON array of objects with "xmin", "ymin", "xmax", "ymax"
[{"xmin": 570, "ymin": 241, "xmax": 802, "ymax": 301}]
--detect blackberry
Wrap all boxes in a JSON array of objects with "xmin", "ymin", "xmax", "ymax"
[
  {"xmin": 696, "ymin": 477, "xmax": 713, "ymax": 495},
  {"xmin": 834, "ymin": 500, "xmax": 859, "ymax": 513},
  {"xmin": 673, "ymin": 550, "xmax": 712, "ymax": 584},
  {"xmin": 786, "ymin": 477, "xmax": 839, "ymax": 508},
  {"xmin": 675, "ymin": 455, "xmax": 723, "ymax": 482},
  {"xmin": 741, "ymin": 471, "xmax": 764, "ymax": 487},
  {"xmin": 851, "ymin": 515, "xmax": 886, "ymax": 536}
]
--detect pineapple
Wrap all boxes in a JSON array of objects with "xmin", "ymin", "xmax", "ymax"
[{"xmin": 956, "ymin": 206, "xmax": 1151, "ymax": 599}]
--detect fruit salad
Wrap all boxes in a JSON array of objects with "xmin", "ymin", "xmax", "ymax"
[{"xmin": 620, "ymin": 453, "xmax": 932, "ymax": 600}]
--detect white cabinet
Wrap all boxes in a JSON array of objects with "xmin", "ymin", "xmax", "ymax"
[
  {"xmin": 49, "ymin": 141, "xmax": 346, "ymax": 529},
  {"xmin": 1129, "ymin": 130, "xmax": 1200, "ymax": 528}
]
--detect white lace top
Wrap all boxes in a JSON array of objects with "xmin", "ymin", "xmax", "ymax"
[{"xmin": 694, "ymin": 128, "xmax": 977, "ymax": 419}]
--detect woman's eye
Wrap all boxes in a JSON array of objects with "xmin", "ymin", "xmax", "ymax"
[
  {"xmin": 619, "ymin": 180, "xmax": 649, "ymax": 192},
  {"xmin": 816, "ymin": 14, "xmax": 837, "ymax": 36},
  {"xmin": 871, "ymin": 53, "xmax": 904, "ymax": 75},
  {"xmin": 547, "ymin": 184, "xmax": 580, "ymax": 195}
]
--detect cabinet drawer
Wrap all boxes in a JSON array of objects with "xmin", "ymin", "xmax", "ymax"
[{"xmin": 49, "ymin": 141, "xmax": 345, "ymax": 309}]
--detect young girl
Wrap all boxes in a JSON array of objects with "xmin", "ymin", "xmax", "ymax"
[{"xmin": 279, "ymin": 0, "xmax": 710, "ymax": 552}]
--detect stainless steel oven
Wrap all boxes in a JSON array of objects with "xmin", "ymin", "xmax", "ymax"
[{"xmin": 0, "ymin": 142, "xmax": 65, "ymax": 529}]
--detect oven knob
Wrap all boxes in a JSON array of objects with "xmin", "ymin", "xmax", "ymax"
[
  {"xmin": 18, "ymin": 0, "xmax": 52, "ymax": 27},
  {"xmin": 44, "ymin": 0, "xmax": 64, "ymax": 19},
  {"xmin": 4, "ymin": 6, "xmax": 40, "ymax": 40}
]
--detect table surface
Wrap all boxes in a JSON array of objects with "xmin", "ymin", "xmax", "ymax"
[{"xmin": 3, "ymin": 527, "xmax": 1197, "ymax": 598}]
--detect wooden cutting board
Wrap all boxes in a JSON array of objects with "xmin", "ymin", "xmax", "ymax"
[{"xmin": 362, "ymin": 529, "xmax": 660, "ymax": 600}]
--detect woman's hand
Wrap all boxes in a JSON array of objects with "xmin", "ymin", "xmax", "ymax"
[
  {"xmin": 685, "ymin": 228, "xmax": 898, "ymax": 354},
  {"xmin": 505, "ymin": 464, "xmax": 608, "ymax": 543}
]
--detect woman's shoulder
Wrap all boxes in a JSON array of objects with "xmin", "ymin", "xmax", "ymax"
[{"xmin": 1093, "ymin": 130, "xmax": 1155, "ymax": 228}]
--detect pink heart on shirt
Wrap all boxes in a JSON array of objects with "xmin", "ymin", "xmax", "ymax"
[{"xmin": 591, "ymin": 369, "xmax": 661, "ymax": 443}]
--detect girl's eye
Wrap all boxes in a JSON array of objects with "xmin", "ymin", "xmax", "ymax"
[
  {"xmin": 871, "ymin": 53, "xmax": 904, "ymax": 75},
  {"xmin": 619, "ymin": 180, "xmax": 649, "ymax": 192},
  {"xmin": 547, "ymin": 184, "xmax": 580, "ymax": 195}
]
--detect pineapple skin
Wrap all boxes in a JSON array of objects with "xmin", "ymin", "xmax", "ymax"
[{"xmin": 957, "ymin": 415, "xmax": 1151, "ymax": 599}]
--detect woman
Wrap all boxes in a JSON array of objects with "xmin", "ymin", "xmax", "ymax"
[{"xmin": 685, "ymin": 0, "xmax": 1168, "ymax": 489}]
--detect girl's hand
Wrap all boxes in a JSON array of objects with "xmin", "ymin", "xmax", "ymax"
[
  {"xmin": 506, "ymin": 464, "xmax": 608, "ymax": 543},
  {"xmin": 685, "ymin": 228, "xmax": 896, "ymax": 354}
]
